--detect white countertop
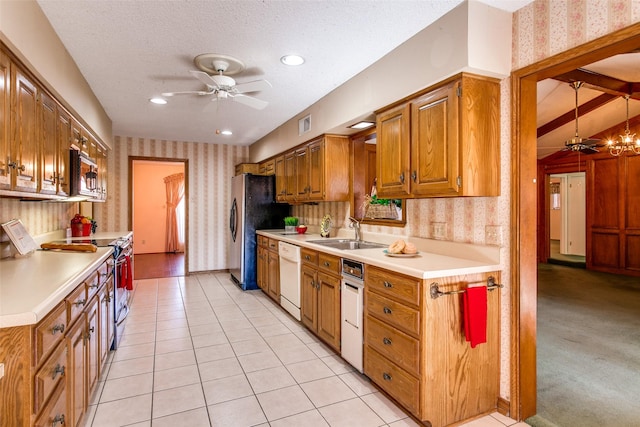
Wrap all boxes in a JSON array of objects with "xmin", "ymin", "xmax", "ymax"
[
  {"xmin": 0, "ymin": 231, "xmax": 132, "ymax": 328},
  {"xmin": 257, "ymin": 229, "xmax": 502, "ymax": 280}
]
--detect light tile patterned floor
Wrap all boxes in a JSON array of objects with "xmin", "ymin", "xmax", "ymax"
[{"xmin": 83, "ymin": 273, "xmax": 527, "ymax": 427}]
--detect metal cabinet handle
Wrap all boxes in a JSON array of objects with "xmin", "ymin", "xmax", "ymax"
[
  {"xmin": 305, "ymin": 255, "xmax": 311, "ymax": 260},
  {"xmin": 89, "ymin": 326, "xmax": 95, "ymax": 333},
  {"xmin": 399, "ymin": 172, "xmax": 405, "ymax": 184},
  {"xmin": 89, "ymin": 282, "xmax": 99, "ymax": 289},
  {"xmin": 383, "ymin": 337, "xmax": 392, "ymax": 345},
  {"xmin": 8, "ymin": 161, "xmax": 17, "ymax": 169},
  {"xmin": 73, "ymin": 299, "xmax": 86, "ymax": 306},
  {"xmin": 323, "ymin": 261, "xmax": 330, "ymax": 267},
  {"xmin": 52, "ymin": 364, "xmax": 65, "ymax": 380},
  {"xmin": 52, "ymin": 414, "xmax": 65, "ymax": 427},
  {"xmin": 51, "ymin": 323, "xmax": 65, "ymax": 335},
  {"xmin": 383, "ymin": 373, "xmax": 392, "ymax": 381},
  {"xmin": 383, "ymin": 281, "xmax": 393, "ymax": 288},
  {"xmin": 17, "ymin": 164, "xmax": 26, "ymax": 172},
  {"xmin": 411, "ymin": 170, "xmax": 417, "ymax": 182},
  {"xmin": 383, "ymin": 307, "xmax": 392, "ymax": 314}
]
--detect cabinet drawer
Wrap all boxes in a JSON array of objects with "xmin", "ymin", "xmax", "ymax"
[
  {"xmin": 366, "ymin": 291, "xmax": 420, "ymax": 337},
  {"xmin": 366, "ymin": 266, "xmax": 420, "ymax": 307},
  {"xmin": 66, "ymin": 283, "xmax": 88, "ymax": 326},
  {"xmin": 34, "ymin": 340, "xmax": 67, "ymax": 413},
  {"xmin": 34, "ymin": 301, "xmax": 67, "ymax": 366},
  {"xmin": 85, "ymin": 270, "xmax": 100, "ymax": 300},
  {"xmin": 318, "ymin": 252, "xmax": 340, "ymax": 275},
  {"xmin": 268, "ymin": 238, "xmax": 279, "ymax": 252},
  {"xmin": 34, "ymin": 380, "xmax": 66, "ymax": 427},
  {"xmin": 301, "ymin": 248, "xmax": 318, "ymax": 265},
  {"xmin": 364, "ymin": 346, "xmax": 420, "ymax": 417},
  {"xmin": 257, "ymin": 235, "xmax": 268, "ymax": 247},
  {"xmin": 98, "ymin": 260, "xmax": 111, "ymax": 284},
  {"xmin": 365, "ymin": 315, "xmax": 420, "ymax": 375}
]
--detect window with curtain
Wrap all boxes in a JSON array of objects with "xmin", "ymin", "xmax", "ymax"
[{"xmin": 164, "ymin": 172, "xmax": 185, "ymax": 253}]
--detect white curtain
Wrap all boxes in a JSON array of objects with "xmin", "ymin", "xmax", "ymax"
[{"xmin": 164, "ymin": 173, "xmax": 185, "ymax": 253}]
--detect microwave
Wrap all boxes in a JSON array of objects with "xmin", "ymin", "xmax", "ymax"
[{"xmin": 69, "ymin": 149, "xmax": 99, "ymax": 198}]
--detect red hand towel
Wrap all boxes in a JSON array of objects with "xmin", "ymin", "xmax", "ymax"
[
  {"xmin": 463, "ymin": 286, "xmax": 487, "ymax": 348},
  {"xmin": 124, "ymin": 255, "xmax": 133, "ymax": 290}
]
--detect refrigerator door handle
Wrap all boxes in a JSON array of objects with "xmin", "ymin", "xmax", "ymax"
[{"xmin": 230, "ymin": 198, "xmax": 238, "ymax": 242}]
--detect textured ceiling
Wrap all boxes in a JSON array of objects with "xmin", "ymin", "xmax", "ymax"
[{"xmin": 36, "ymin": 0, "xmax": 531, "ymax": 147}]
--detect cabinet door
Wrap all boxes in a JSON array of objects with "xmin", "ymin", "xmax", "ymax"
[
  {"xmin": 274, "ymin": 155, "xmax": 286, "ymax": 202},
  {"xmin": 295, "ymin": 146, "xmax": 309, "ymax": 200},
  {"xmin": 376, "ymin": 103, "xmax": 411, "ymax": 198},
  {"xmin": 71, "ymin": 119, "xmax": 88, "ymax": 154},
  {"xmin": 0, "ymin": 50, "xmax": 10, "ymax": 190},
  {"xmin": 95, "ymin": 143, "xmax": 107, "ymax": 200},
  {"xmin": 11, "ymin": 64, "xmax": 39, "ymax": 193},
  {"xmin": 256, "ymin": 246, "xmax": 267, "ymax": 291},
  {"xmin": 66, "ymin": 314, "xmax": 86, "ymax": 427},
  {"xmin": 307, "ymin": 139, "xmax": 324, "ymax": 201},
  {"xmin": 39, "ymin": 91, "xmax": 58, "ymax": 195},
  {"xmin": 86, "ymin": 296, "xmax": 99, "ymax": 400},
  {"xmin": 284, "ymin": 151, "xmax": 296, "ymax": 202},
  {"xmin": 56, "ymin": 109, "xmax": 72, "ymax": 196},
  {"xmin": 300, "ymin": 265, "xmax": 318, "ymax": 331},
  {"xmin": 410, "ymin": 82, "xmax": 460, "ymax": 196},
  {"xmin": 316, "ymin": 272, "xmax": 341, "ymax": 351},
  {"xmin": 267, "ymin": 250, "xmax": 280, "ymax": 301}
]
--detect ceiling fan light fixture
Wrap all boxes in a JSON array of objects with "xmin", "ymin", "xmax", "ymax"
[
  {"xmin": 280, "ymin": 54, "xmax": 305, "ymax": 66},
  {"xmin": 149, "ymin": 97, "xmax": 167, "ymax": 105},
  {"xmin": 563, "ymin": 81, "xmax": 600, "ymax": 153},
  {"xmin": 606, "ymin": 95, "xmax": 640, "ymax": 156}
]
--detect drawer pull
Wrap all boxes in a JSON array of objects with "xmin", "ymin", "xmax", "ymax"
[
  {"xmin": 73, "ymin": 298, "xmax": 86, "ymax": 306},
  {"xmin": 52, "ymin": 364, "xmax": 65, "ymax": 380},
  {"xmin": 52, "ymin": 414, "xmax": 65, "ymax": 427},
  {"xmin": 383, "ymin": 307, "xmax": 392, "ymax": 314},
  {"xmin": 383, "ymin": 337, "xmax": 392, "ymax": 345},
  {"xmin": 51, "ymin": 323, "xmax": 65, "ymax": 335},
  {"xmin": 305, "ymin": 255, "xmax": 311, "ymax": 260},
  {"xmin": 383, "ymin": 281, "xmax": 393, "ymax": 288},
  {"xmin": 323, "ymin": 261, "xmax": 330, "ymax": 267},
  {"xmin": 89, "ymin": 326, "xmax": 95, "ymax": 333},
  {"xmin": 383, "ymin": 372, "xmax": 392, "ymax": 381},
  {"xmin": 89, "ymin": 282, "xmax": 99, "ymax": 289}
]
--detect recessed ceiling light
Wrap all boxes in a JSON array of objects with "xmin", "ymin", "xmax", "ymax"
[
  {"xmin": 349, "ymin": 121, "xmax": 375, "ymax": 129},
  {"xmin": 280, "ymin": 54, "xmax": 305, "ymax": 66},
  {"xmin": 220, "ymin": 130, "xmax": 233, "ymax": 136},
  {"xmin": 149, "ymin": 97, "xmax": 167, "ymax": 105}
]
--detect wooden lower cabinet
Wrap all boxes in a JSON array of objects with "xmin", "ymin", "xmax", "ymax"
[
  {"xmin": 257, "ymin": 235, "xmax": 281, "ymax": 302},
  {"xmin": 0, "ymin": 258, "xmax": 114, "ymax": 427},
  {"xmin": 364, "ymin": 265, "xmax": 501, "ymax": 427},
  {"xmin": 300, "ymin": 249, "xmax": 341, "ymax": 351}
]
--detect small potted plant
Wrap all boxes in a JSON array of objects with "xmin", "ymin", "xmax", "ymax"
[{"xmin": 284, "ymin": 216, "xmax": 299, "ymax": 233}]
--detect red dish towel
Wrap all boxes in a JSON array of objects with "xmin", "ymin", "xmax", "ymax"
[
  {"xmin": 463, "ymin": 286, "xmax": 487, "ymax": 348},
  {"xmin": 118, "ymin": 255, "xmax": 134, "ymax": 290}
]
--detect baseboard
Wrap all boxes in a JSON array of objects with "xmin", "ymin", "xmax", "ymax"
[{"xmin": 497, "ymin": 397, "xmax": 510, "ymax": 417}]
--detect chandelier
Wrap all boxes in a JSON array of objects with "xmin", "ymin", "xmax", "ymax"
[{"xmin": 607, "ymin": 95, "xmax": 640, "ymax": 156}]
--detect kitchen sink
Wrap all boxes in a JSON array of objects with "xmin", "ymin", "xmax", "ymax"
[{"xmin": 307, "ymin": 239, "xmax": 387, "ymax": 250}]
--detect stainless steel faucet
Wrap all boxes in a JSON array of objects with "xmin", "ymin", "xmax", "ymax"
[{"xmin": 348, "ymin": 217, "xmax": 362, "ymax": 241}]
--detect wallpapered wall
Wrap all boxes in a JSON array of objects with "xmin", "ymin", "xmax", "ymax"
[{"xmin": 92, "ymin": 136, "xmax": 249, "ymax": 273}]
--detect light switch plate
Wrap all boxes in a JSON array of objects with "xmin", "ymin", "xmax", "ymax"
[
  {"xmin": 0, "ymin": 362, "xmax": 5, "ymax": 380},
  {"xmin": 431, "ymin": 222, "xmax": 447, "ymax": 240},
  {"xmin": 485, "ymin": 225, "xmax": 503, "ymax": 246}
]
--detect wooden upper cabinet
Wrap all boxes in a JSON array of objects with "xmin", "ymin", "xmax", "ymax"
[
  {"xmin": 295, "ymin": 146, "xmax": 309, "ymax": 199},
  {"xmin": 11, "ymin": 63, "xmax": 39, "ymax": 193},
  {"xmin": 376, "ymin": 73, "xmax": 500, "ymax": 198},
  {"xmin": 0, "ymin": 49, "xmax": 10, "ymax": 190},
  {"xmin": 274, "ymin": 155, "xmax": 286, "ymax": 202},
  {"xmin": 259, "ymin": 158, "xmax": 275, "ymax": 176},
  {"xmin": 39, "ymin": 91, "xmax": 58, "ymax": 195},
  {"xmin": 56, "ymin": 109, "xmax": 72, "ymax": 197},
  {"xmin": 376, "ymin": 103, "xmax": 411, "ymax": 197},
  {"xmin": 284, "ymin": 150, "xmax": 296, "ymax": 202}
]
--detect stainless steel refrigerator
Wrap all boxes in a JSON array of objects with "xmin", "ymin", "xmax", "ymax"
[{"xmin": 228, "ymin": 173, "xmax": 290, "ymax": 290}]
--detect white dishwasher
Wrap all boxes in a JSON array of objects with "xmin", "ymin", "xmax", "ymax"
[
  {"xmin": 279, "ymin": 241, "xmax": 301, "ymax": 321},
  {"xmin": 341, "ymin": 258, "xmax": 364, "ymax": 373}
]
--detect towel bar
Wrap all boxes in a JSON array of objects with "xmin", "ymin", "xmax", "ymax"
[{"xmin": 429, "ymin": 276, "xmax": 503, "ymax": 299}]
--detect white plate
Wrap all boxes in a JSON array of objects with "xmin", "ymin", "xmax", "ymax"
[{"xmin": 383, "ymin": 249, "xmax": 420, "ymax": 258}]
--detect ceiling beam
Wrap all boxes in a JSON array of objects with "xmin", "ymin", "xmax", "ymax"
[
  {"xmin": 537, "ymin": 93, "xmax": 617, "ymax": 138},
  {"xmin": 554, "ymin": 68, "xmax": 640, "ymax": 98}
]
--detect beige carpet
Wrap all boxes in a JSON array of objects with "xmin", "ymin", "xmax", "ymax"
[{"xmin": 527, "ymin": 264, "xmax": 640, "ymax": 427}]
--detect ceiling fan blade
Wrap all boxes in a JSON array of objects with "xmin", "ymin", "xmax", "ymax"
[
  {"xmin": 190, "ymin": 70, "xmax": 219, "ymax": 88},
  {"xmin": 232, "ymin": 94, "xmax": 268, "ymax": 110},
  {"xmin": 234, "ymin": 79, "xmax": 272, "ymax": 94},
  {"xmin": 161, "ymin": 89, "xmax": 212, "ymax": 96}
]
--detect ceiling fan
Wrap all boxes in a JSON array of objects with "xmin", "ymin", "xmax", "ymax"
[
  {"xmin": 162, "ymin": 54, "xmax": 272, "ymax": 110},
  {"xmin": 562, "ymin": 81, "xmax": 602, "ymax": 153}
]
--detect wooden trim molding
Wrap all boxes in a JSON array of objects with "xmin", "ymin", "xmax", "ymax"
[
  {"xmin": 510, "ymin": 23, "xmax": 640, "ymax": 421},
  {"xmin": 497, "ymin": 397, "xmax": 510, "ymax": 417}
]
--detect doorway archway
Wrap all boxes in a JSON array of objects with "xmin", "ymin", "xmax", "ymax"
[{"xmin": 510, "ymin": 23, "xmax": 640, "ymax": 420}]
